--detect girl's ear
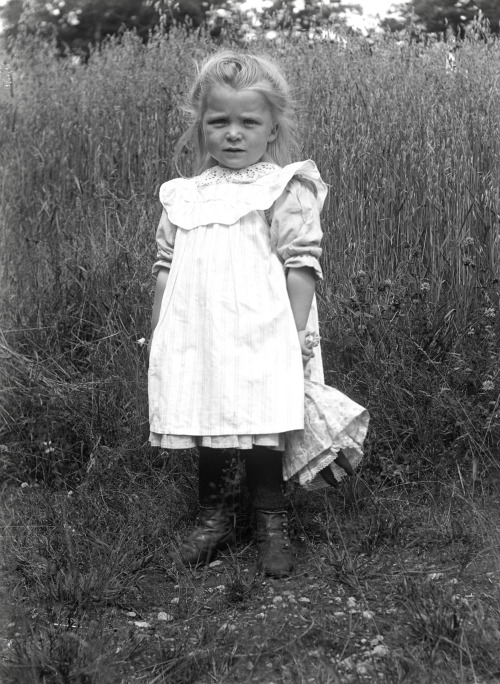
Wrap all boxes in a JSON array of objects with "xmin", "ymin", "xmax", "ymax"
[{"xmin": 268, "ymin": 123, "xmax": 279, "ymax": 143}]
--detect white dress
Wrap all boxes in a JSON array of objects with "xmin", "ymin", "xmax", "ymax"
[{"xmin": 148, "ymin": 160, "xmax": 327, "ymax": 451}]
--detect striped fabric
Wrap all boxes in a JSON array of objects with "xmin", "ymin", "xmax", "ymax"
[{"xmin": 148, "ymin": 161, "xmax": 327, "ymax": 450}]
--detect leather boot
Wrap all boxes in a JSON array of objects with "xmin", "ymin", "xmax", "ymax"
[
  {"xmin": 254, "ymin": 509, "xmax": 295, "ymax": 577},
  {"xmin": 177, "ymin": 506, "xmax": 235, "ymax": 567}
]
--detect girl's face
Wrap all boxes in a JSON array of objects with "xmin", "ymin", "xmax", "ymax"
[{"xmin": 202, "ymin": 86, "xmax": 278, "ymax": 170}]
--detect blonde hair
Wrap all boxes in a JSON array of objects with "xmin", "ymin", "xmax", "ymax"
[{"xmin": 173, "ymin": 50, "xmax": 299, "ymax": 175}]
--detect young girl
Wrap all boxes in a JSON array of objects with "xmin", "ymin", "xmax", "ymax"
[{"xmin": 148, "ymin": 49, "xmax": 330, "ymax": 578}]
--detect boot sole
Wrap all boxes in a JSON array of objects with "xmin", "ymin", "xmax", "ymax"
[{"xmin": 176, "ymin": 532, "xmax": 236, "ymax": 568}]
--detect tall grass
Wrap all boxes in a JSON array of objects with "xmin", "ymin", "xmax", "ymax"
[{"xmin": 1, "ymin": 29, "xmax": 498, "ymax": 484}]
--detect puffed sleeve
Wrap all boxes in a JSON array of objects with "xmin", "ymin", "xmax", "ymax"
[
  {"xmin": 270, "ymin": 178, "xmax": 324, "ymax": 280},
  {"xmin": 152, "ymin": 209, "xmax": 177, "ymax": 277}
]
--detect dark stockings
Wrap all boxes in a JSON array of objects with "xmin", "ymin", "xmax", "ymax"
[
  {"xmin": 198, "ymin": 445, "xmax": 286, "ymax": 511},
  {"xmin": 244, "ymin": 445, "xmax": 286, "ymax": 511},
  {"xmin": 198, "ymin": 446, "xmax": 236, "ymax": 507}
]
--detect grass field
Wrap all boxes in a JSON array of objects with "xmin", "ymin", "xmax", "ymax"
[{"xmin": 0, "ymin": 27, "xmax": 499, "ymax": 683}]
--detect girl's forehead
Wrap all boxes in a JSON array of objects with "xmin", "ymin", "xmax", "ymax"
[{"xmin": 204, "ymin": 86, "xmax": 270, "ymax": 113}]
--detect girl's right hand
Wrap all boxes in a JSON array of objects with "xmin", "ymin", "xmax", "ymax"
[{"xmin": 298, "ymin": 330, "xmax": 314, "ymax": 366}]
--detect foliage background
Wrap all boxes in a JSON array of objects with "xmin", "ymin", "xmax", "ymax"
[{"xmin": 1, "ymin": 0, "xmax": 500, "ymax": 57}]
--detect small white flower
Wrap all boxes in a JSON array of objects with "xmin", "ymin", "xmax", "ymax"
[
  {"xmin": 157, "ymin": 612, "xmax": 174, "ymax": 622},
  {"xmin": 137, "ymin": 337, "xmax": 146, "ymax": 346},
  {"xmin": 463, "ymin": 236, "xmax": 474, "ymax": 247},
  {"xmin": 420, "ymin": 281, "xmax": 430, "ymax": 291},
  {"xmin": 482, "ymin": 380, "xmax": 495, "ymax": 391},
  {"xmin": 484, "ymin": 308, "xmax": 496, "ymax": 318},
  {"xmin": 20, "ymin": 482, "xmax": 29, "ymax": 489}
]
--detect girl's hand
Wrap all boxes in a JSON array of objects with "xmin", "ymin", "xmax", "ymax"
[{"xmin": 298, "ymin": 330, "xmax": 314, "ymax": 366}]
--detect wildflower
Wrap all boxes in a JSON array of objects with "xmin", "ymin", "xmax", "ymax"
[
  {"xmin": 420, "ymin": 281, "xmax": 430, "ymax": 292},
  {"xmin": 157, "ymin": 612, "xmax": 174, "ymax": 622},
  {"xmin": 463, "ymin": 236, "xmax": 474, "ymax": 247},
  {"xmin": 446, "ymin": 47, "xmax": 456, "ymax": 73},
  {"xmin": 356, "ymin": 269, "xmax": 366, "ymax": 277},
  {"xmin": 347, "ymin": 596, "xmax": 357, "ymax": 609},
  {"xmin": 137, "ymin": 337, "xmax": 146, "ymax": 346},
  {"xmin": 484, "ymin": 308, "xmax": 496, "ymax": 318},
  {"xmin": 20, "ymin": 482, "xmax": 29, "ymax": 489},
  {"xmin": 482, "ymin": 380, "xmax": 494, "ymax": 391}
]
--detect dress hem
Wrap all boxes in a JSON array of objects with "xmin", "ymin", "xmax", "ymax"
[{"xmin": 149, "ymin": 432, "xmax": 286, "ymax": 451}]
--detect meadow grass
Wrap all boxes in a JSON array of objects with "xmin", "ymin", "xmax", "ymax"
[{"xmin": 0, "ymin": 28, "xmax": 499, "ymax": 683}]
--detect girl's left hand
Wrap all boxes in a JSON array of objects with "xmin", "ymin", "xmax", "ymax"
[{"xmin": 298, "ymin": 330, "xmax": 314, "ymax": 366}]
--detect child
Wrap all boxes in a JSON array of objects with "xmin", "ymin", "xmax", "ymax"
[{"xmin": 149, "ymin": 49, "xmax": 328, "ymax": 578}]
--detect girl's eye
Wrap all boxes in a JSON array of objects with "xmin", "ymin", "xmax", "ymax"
[
  {"xmin": 208, "ymin": 118, "xmax": 227, "ymax": 126},
  {"xmin": 244, "ymin": 119, "xmax": 258, "ymax": 126}
]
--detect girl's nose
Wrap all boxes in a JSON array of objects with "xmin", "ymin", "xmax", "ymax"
[{"xmin": 226, "ymin": 126, "xmax": 241, "ymax": 140}]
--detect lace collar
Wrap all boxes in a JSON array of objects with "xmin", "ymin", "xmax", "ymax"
[{"xmin": 196, "ymin": 162, "xmax": 279, "ymax": 187}]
